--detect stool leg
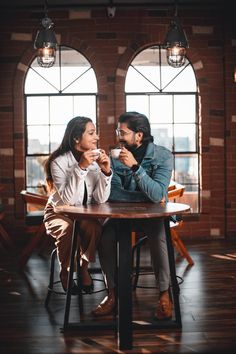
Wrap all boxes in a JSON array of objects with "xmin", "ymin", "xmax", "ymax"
[
  {"xmin": 132, "ymin": 243, "xmax": 141, "ymax": 291},
  {"xmin": 45, "ymin": 248, "xmax": 57, "ymax": 308},
  {"xmin": 132, "ymin": 236, "xmax": 147, "ymax": 291},
  {"xmin": 76, "ymin": 254, "xmax": 84, "ymax": 316},
  {"xmin": 164, "ymin": 218, "xmax": 182, "ymax": 327},
  {"xmin": 63, "ymin": 219, "xmax": 81, "ymax": 330}
]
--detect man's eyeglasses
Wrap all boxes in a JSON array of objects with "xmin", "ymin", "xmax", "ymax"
[{"xmin": 116, "ymin": 129, "xmax": 133, "ymax": 137}]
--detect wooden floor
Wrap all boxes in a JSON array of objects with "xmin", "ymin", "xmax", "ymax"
[{"xmin": 1, "ymin": 239, "xmax": 236, "ymax": 354}]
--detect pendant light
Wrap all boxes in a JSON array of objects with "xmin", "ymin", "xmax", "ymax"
[
  {"xmin": 34, "ymin": 0, "xmax": 57, "ymax": 68},
  {"xmin": 164, "ymin": 0, "xmax": 189, "ymax": 68}
]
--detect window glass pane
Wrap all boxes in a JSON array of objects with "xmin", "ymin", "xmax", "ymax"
[
  {"xmin": 126, "ymin": 95, "xmax": 149, "ymax": 116},
  {"xmin": 31, "ymin": 61, "xmax": 61, "ymax": 91},
  {"xmin": 59, "ymin": 47, "xmax": 97, "ymax": 93},
  {"xmin": 26, "ymin": 156, "xmax": 47, "ymax": 188},
  {"xmin": 125, "ymin": 47, "xmax": 196, "ymax": 93},
  {"xmin": 150, "ymin": 95, "xmax": 172, "ymax": 123},
  {"xmin": 181, "ymin": 184, "xmax": 199, "ymax": 213},
  {"xmin": 158, "ymin": 48, "xmax": 196, "ymax": 92},
  {"xmin": 27, "ymin": 97, "xmax": 49, "ymax": 125},
  {"xmin": 152, "ymin": 124, "xmax": 173, "ymax": 151},
  {"xmin": 174, "ymin": 124, "xmax": 196, "ymax": 151},
  {"xmin": 125, "ymin": 66, "xmax": 160, "ymax": 92},
  {"xmin": 126, "ymin": 48, "xmax": 161, "ymax": 92},
  {"xmin": 27, "ymin": 126, "xmax": 49, "ymax": 154},
  {"xmin": 50, "ymin": 125, "xmax": 67, "ymax": 152},
  {"xmin": 73, "ymin": 96, "xmax": 96, "ymax": 122},
  {"xmin": 161, "ymin": 64, "xmax": 196, "ymax": 92},
  {"xmin": 25, "ymin": 46, "xmax": 97, "ymax": 94},
  {"xmin": 174, "ymin": 95, "xmax": 196, "ymax": 123},
  {"xmin": 50, "ymin": 96, "xmax": 74, "ymax": 124},
  {"xmin": 24, "ymin": 68, "xmax": 59, "ymax": 94},
  {"xmin": 60, "ymin": 49, "xmax": 90, "ymax": 89},
  {"xmin": 174, "ymin": 154, "xmax": 198, "ymax": 185},
  {"xmin": 62, "ymin": 68, "xmax": 97, "ymax": 93}
]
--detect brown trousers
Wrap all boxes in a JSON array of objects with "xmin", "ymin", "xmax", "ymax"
[{"xmin": 44, "ymin": 204, "xmax": 102, "ymax": 272}]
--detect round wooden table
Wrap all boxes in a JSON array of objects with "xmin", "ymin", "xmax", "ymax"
[{"xmin": 54, "ymin": 201, "xmax": 190, "ymax": 350}]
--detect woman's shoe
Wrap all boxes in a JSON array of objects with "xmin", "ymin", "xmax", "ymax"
[
  {"xmin": 60, "ymin": 273, "xmax": 80, "ymax": 295},
  {"xmin": 81, "ymin": 274, "xmax": 94, "ymax": 294}
]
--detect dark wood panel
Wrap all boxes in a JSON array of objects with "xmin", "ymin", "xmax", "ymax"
[{"xmin": 0, "ymin": 239, "xmax": 236, "ymax": 353}]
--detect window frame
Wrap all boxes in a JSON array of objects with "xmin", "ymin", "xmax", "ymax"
[
  {"xmin": 24, "ymin": 45, "xmax": 98, "ymax": 193},
  {"xmin": 125, "ymin": 46, "xmax": 200, "ymax": 213}
]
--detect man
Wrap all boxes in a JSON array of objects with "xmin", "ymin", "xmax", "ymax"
[{"xmin": 92, "ymin": 111, "xmax": 173, "ymax": 320}]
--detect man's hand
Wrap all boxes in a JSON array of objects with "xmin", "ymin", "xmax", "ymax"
[{"xmin": 119, "ymin": 147, "xmax": 138, "ymax": 168}]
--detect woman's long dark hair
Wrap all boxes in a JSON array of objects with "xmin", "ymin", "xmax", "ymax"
[{"xmin": 44, "ymin": 116, "xmax": 92, "ymax": 191}]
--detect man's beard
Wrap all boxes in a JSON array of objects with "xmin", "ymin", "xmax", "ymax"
[{"xmin": 119, "ymin": 140, "xmax": 139, "ymax": 153}]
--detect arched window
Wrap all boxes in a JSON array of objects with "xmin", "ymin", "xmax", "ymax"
[
  {"xmin": 125, "ymin": 46, "xmax": 199, "ymax": 213},
  {"xmin": 24, "ymin": 45, "xmax": 97, "ymax": 193}
]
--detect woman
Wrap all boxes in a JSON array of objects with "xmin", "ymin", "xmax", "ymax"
[{"xmin": 44, "ymin": 116, "xmax": 112, "ymax": 294}]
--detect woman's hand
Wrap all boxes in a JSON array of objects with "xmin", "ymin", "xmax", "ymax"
[
  {"xmin": 78, "ymin": 150, "xmax": 101, "ymax": 170},
  {"xmin": 96, "ymin": 149, "xmax": 111, "ymax": 175}
]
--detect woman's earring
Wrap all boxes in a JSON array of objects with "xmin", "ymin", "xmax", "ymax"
[{"xmin": 74, "ymin": 138, "xmax": 79, "ymax": 143}]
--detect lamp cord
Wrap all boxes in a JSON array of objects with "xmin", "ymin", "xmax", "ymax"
[
  {"xmin": 174, "ymin": 0, "xmax": 178, "ymax": 17},
  {"xmin": 44, "ymin": 0, "xmax": 49, "ymax": 17}
]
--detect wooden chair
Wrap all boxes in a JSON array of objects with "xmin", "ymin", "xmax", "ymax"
[
  {"xmin": 0, "ymin": 204, "xmax": 15, "ymax": 252},
  {"xmin": 167, "ymin": 182, "xmax": 194, "ymax": 266},
  {"xmin": 19, "ymin": 190, "xmax": 48, "ymax": 268},
  {"xmin": 132, "ymin": 181, "xmax": 194, "ymax": 290},
  {"xmin": 0, "ymin": 184, "xmax": 15, "ymax": 252}
]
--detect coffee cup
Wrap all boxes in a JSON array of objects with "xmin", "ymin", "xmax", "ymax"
[
  {"xmin": 110, "ymin": 148, "xmax": 122, "ymax": 159},
  {"xmin": 91, "ymin": 149, "xmax": 101, "ymax": 159}
]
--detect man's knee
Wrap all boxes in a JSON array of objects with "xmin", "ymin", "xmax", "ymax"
[{"xmin": 143, "ymin": 219, "xmax": 165, "ymax": 238}]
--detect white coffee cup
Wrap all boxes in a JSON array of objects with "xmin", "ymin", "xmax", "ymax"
[
  {"xmin": 91, "ymin": 149, "xmax": 101, "ymax": 159},
  {"xmin": 110, "ymin": 148, "xmax": 122, "ymax": 159}
]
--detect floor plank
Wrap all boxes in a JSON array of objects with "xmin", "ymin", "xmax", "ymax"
[{"xmin": 0, "ymin": 239, "xmax": 236, "ymax": 353}]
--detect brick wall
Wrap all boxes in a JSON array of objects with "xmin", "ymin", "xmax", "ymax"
[{"xmin": 0, "ymin": 2, "xmax": 236, "ymax": 242}]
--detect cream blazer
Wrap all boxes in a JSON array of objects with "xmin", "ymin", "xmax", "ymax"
[{"xmin": 47, "ymin": 151, "xmax": 112, "ymax": 207}]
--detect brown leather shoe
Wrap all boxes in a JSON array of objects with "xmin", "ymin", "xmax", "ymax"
[
  {"xmin": 92, "ymin": 291, "xmax": 116, "ymax": 316},
  {"xmin": 155, "ymin": 291, "xmax": 173, "ymax": 320}
]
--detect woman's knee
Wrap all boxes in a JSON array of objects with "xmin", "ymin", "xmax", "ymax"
[{"xmin": 46, "ymin": 217, "xmax": 73, "ymax": 239}]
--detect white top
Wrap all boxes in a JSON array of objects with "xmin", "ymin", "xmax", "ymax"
[{"xmin": 47, "ymin": 151, "xmax": 112, "ymax": 207}]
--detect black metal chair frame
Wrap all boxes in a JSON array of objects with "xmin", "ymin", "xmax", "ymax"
[
  {"xmin": 132, "ymin": 234, "xmax": 184, "ymax": 291},
  {"xmin": 44, "ymin": 247, "xmax": 107, "ymax": 314}
]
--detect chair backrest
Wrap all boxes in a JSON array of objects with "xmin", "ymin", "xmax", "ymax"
[
  {"xmin": 20, "ymin": 190, "xmax": 48, "ymax": 213},
  {"xmin": 168, "ymin": 181, "xmax": 185, "ymax": 201}
]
